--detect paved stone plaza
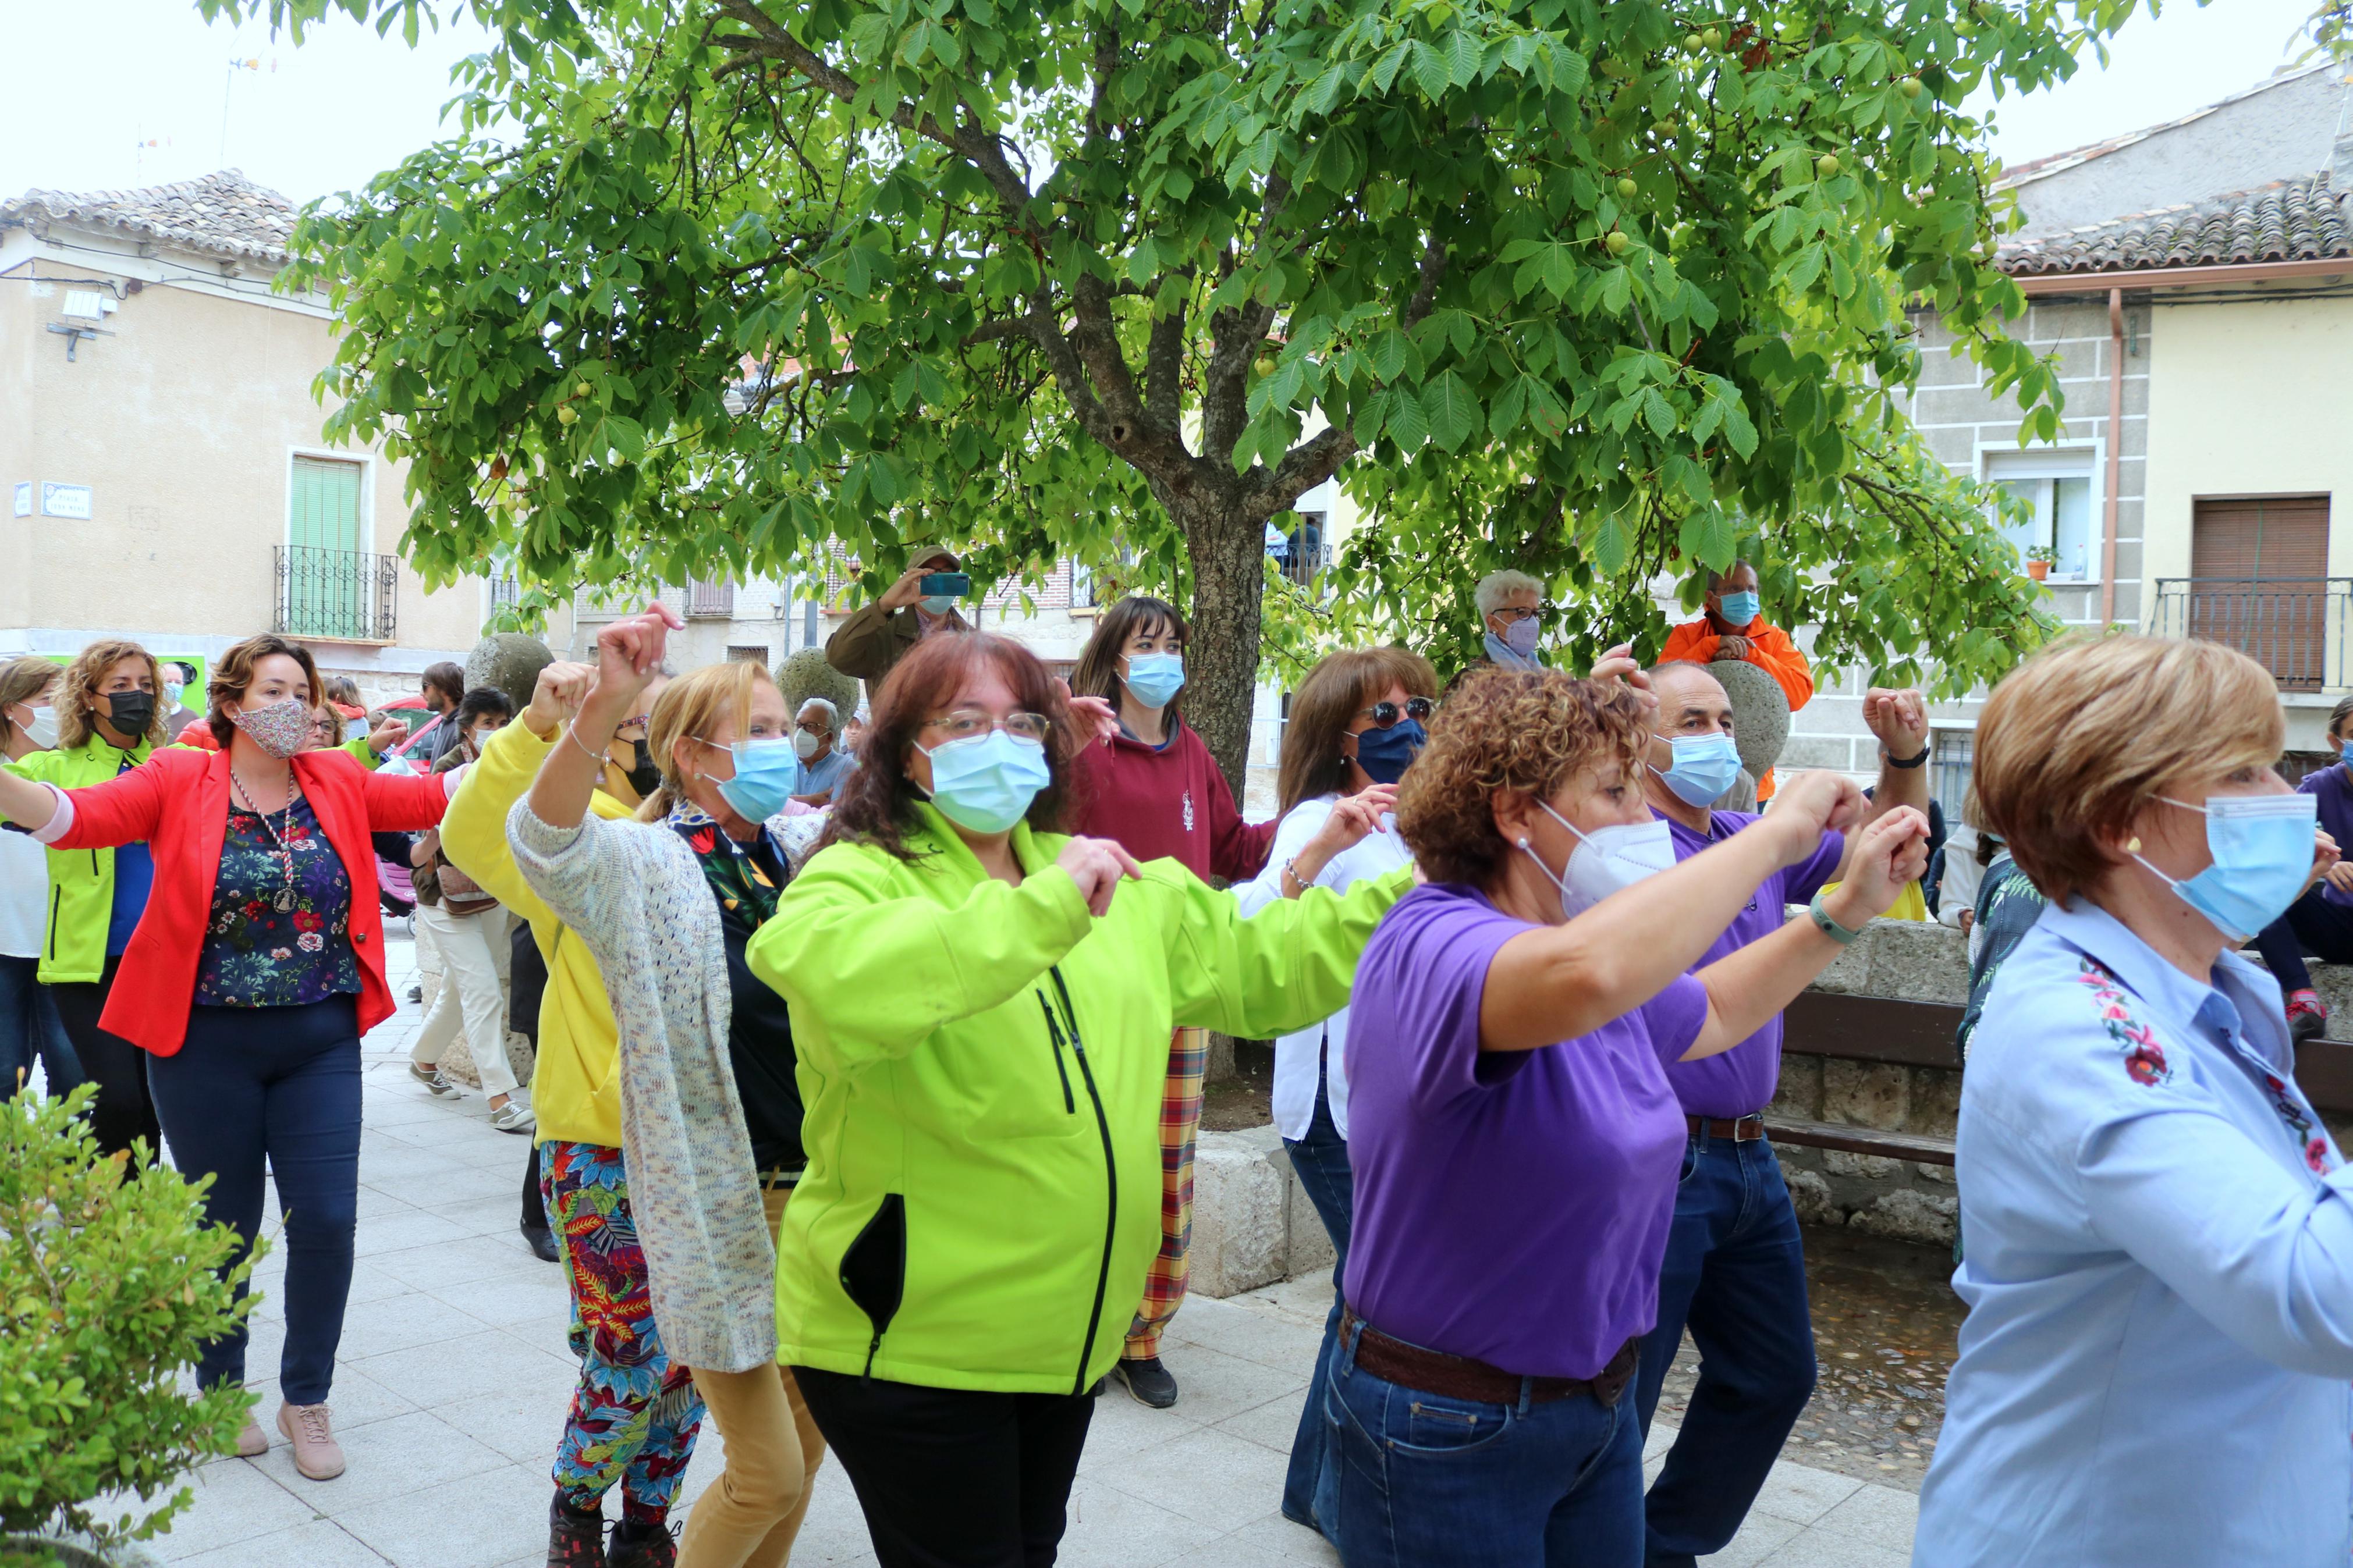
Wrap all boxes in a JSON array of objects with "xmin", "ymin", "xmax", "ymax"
[{"xmin": 134, "ymin": 931, "xmax": 1922, "ymax": 1567}]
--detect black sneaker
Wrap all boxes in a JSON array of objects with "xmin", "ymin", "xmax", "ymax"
[
  {"xmin": 407, "ymin": 983, "xmax": 424, "ymax": 1004},
  {"xmin": 606, "ymin": 1520, "xmax": 677, "ymax": 1568},
  {"xmin": 546, "ymin": 1493, "xmax": 605, "ymax": 1568},
  {"xmin": 1113, "ymin": 1355, "xmax": 1179, "ymax": 1409},
  {"xmin": 523, "ymin": 1221, "xmax": 560, "ymax": 1263}
]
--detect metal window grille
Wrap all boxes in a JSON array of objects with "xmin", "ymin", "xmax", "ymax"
[
  {"xmin": 2150, "ymin": 577, "xmax": 2350, "ymax": 692},
  {"xmin": 274, "ymin": 546, "xmax": 399, "ymax": 642}
]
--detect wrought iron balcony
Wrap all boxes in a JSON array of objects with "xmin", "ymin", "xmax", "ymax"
[
  {"xmin": 2149, "ymin": 577, "xmax": 2352, "ymax": 691},
  {"xmin": 274, "ymin": 546, "xmax": 399, "ymax": 642}
]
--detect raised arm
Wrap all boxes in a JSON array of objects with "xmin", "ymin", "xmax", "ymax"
[
  {"xmin": 1167, "ymin": 862, "xmax": 1413, "ymax": 1038},
  {"xmin": 528, "ymin": 607, "xmax": 676, "ymax": 833},
  {"xmin": 748, "ymin": 852, "xmax": 1098, "ymax": 1065},
  {"xmin": 1, "ymin": 751, "xmax": 172, "ymax": 848},
  {"xmin": 1478, "ymin": 771, "xmax": 1865, "ymax": 1053},
  {"xmin": 354, "ymin": 755, "xmax": 462, "ymax": 832},
  {"xmin": 1681, "ymin": 807, "xmax": 1930, "ymax": 1059}
]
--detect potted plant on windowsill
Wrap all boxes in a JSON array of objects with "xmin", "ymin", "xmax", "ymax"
[
  {"xmin": 0, "ymin": 1086, "xmax": 256, "ymax": 1567},
  {"xmin": 2024, "ymin": 545, "xmax": 2057, "ymax": 582}
]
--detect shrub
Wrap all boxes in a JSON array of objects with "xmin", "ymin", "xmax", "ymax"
[{"xmin": 0, "ymin": 1086, "xmax": 254, "ymax": 1549}]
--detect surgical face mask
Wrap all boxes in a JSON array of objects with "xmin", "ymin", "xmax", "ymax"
[
  {"xmin": 1521, "ymin": 800, "xmax": 1678, "ymax": 919},
  {"xmin": 2132, "ymin": 794, "xmax": 2317, "ymax": 943},
  {"xmin": 1123, "ymin": 652, "xmax": 1186, "ymax": 711},
  {"xmin": 920, "ymin": 595, "xmax": 958, "ymax": 617},
  {"xmin": 702, "ymin": 737, "xmax": 799, "ymax": 822},
  {"xmin": 920, "ymin": 728, "xmax": 1052, "ymax": 834},
  {"xmin": 230, "ymin": 695, "xmax": 313, "ymax": 761},
  {"xmin": 1495, "ymin": 616, "xmax": 1541, "ymax": 660},
  {"xmin": 162, "ymin": 680, "xmax": 184, "ymax": 709},
  {"xmin": 102, "ymin": 689, "xmax": 156, "ymax": 738},
  {"xmin": 1352, "ymin": 719, "xmax": 1426, "ymax": 786},
  {"xmin": 1716, "ymin": 589, "xmax": 1761, "ymax": 626},
  {"xmin": 17, "ymin": 705, "xmax": 59, "ymax": 750},
  {"xmin": 1651, "ymin": 733, "xmax": 1744, "ymax": 808},
  {"xmin": 792, "ymin": 728, "xmax": 824, "ymax": 760}
]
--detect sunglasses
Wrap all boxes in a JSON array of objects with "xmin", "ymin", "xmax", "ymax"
[{"xmin": 1357, "ymin": 698, "xmax": 1436, "ymax": 728}]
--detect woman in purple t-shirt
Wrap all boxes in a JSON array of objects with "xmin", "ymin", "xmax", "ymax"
[{"xmin": 1332, "ymin": 669, "xmax": 1928, "ymax": 1567}]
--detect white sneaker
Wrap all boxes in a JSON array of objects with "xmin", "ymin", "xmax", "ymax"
[
  {"xmin": 409, "ymin": 1061, "xmax": 462, "ymax": 1097},
  {"xmin": 489, "ymin": 1100, "xmax": 537, "ymax": 1135}
]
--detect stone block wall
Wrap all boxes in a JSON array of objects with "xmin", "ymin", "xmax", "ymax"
[{"xmin": 1187, "ymin": 1127, "xmax": 1337, "ymax": 1299}]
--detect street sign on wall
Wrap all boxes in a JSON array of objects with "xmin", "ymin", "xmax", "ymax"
[{"xmin": 40, "ymin": 483, "xmax": 91, "ymax": 520}]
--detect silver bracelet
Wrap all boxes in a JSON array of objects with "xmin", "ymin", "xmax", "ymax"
[{"xmin": 565, "ymin": 725, "xmax": 611, "ymax": 768}]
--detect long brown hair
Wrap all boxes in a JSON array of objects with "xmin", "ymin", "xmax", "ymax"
[
  {"xmin": 59, "ymin": 639, "xmax": 165, "ymax": 749},
  {"xmin": 205, "ymin": 635, "xmax": 323, "ymax": 748},
  {"xmin": 1277, "ymin": 647, "xmax": 1441, "ymax": 818},
  {"xmin": 635, "ymin": 659, "xmax": 768, "ymax": 823},
  {"xmin": 0, "ymin": 656, "xmax": 61, "ymax": 748},
  {"xmin": 824, "ymin": 632, "xmax": 1080, "ymax": 861},
  {"xmin": 1069, "ymin": 596, "xmax": 1188, "ymax": 725}
]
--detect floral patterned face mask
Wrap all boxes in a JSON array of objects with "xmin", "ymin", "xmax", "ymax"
[{"xmin": 231, "ymin": 694, "xmax": 314, "ymax": 760}]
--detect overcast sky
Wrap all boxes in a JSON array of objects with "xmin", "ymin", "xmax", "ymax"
[{"xmin": 0, "ymin": 0, "xmax": 2328, "ymax": 207}]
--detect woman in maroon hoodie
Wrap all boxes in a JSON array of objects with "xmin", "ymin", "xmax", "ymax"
[{"xmin": 1067, "ymin": 596, "xmax": 1277, "ymax": 1408}]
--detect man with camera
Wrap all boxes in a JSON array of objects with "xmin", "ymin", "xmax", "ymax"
[{"xmin": 824, "ymin": 546, "xmax": 973, "ymax": 686}]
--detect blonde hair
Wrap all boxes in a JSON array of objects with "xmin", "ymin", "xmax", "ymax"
[
  {"xmin": 1973, "ymin": 634, "xmax": 2283, "ymax": 904},
  {"xmin": 0, "ymin": 656, "xmax": 62, "ymax": 746},
  {"xmin": 634, "ymin": 659, "xmax": 769, "ymax": 822},
  {"xmin": 58, "ymin": 639, "xmax": 165, "ymax": 749}
]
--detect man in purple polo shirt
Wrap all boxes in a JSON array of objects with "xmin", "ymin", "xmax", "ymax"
[
  {"xmin": 1633, "ymin": 660, "xmax": 1930, "ymax": 1568},
  {"xmin": 2253, "ymin": 695, "xmax": 2353, "ymax": 1041}
]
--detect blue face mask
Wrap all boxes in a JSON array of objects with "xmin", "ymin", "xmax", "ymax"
[
  {"xmin": 920, "ymin": 595, "xmax": 958, "ymax": 617},
  {"xmin": 1651, "ymin": 733, "xmax": 1744, "ymax": 808},
  {"xmin": 1352, "ymin": 719, "xmax": 1426, "ymax": 785},
  {"xmin": 1123, "ymin": 653, "xmax": 1186, "ymax": 711},
  {"xmin": 1716, "ymin": 589, "xmax": 1761, "ymax": 626},
  {"xmin": 2132, "ymin": 794, "xmax": 2316, "ymax": 943},
  {"xmin": 705, "ymin": 738, "xmax": 800, "ymax": 822},
  {"xmin": 921, "ymin": 730, "xmax": 1052, "ymax": 834}
]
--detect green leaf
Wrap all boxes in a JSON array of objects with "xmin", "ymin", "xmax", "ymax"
[
  {"xmin": 1424, "ymin": 371, "xmax": 1479, "ymax": 450},
  {"xmin": 1386, "ymin": 386, "xmax": 1431, "ymax": 451}
]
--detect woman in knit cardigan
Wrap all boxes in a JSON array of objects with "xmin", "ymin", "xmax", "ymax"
[{"xmin": 505, "ymin": 607, "xmax": 824, "ymax": 1568}]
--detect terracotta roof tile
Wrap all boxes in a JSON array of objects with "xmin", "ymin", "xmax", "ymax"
[
  {"xmin": 0, "ymin": 169, "xmax": 295, "ymax": 265},
  {"xmin": 1996, "ymin": 171, "xmax": 2349, "ymax": 278}
]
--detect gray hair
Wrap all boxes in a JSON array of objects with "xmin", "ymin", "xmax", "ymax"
[
  {"xmin": 797, "ymin": 695, "xmax": 841, "ymax": 734},
  {"xmin": 1474, "ymin": 569, "xmax": 1544, "ymax": 619}
]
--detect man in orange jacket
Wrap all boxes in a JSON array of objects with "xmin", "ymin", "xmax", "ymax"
[{"xmin": 1659, "ymin": 560, "xmax": 1813, "ymax": 797}]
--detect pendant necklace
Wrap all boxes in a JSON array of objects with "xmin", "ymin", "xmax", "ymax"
[{"xmin": 230, "ymin": 766, "xmax": 301, "ymax": 913}]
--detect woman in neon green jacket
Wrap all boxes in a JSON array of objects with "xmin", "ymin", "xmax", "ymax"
[{"xmin": 748, "ymin": 630, "xmax": 1406, "ymax": 1567}]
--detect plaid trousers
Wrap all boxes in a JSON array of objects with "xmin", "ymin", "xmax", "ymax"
[{"xmin": 1124, "ymin": 1026, "xmax": 1208, "ymax": 1360}]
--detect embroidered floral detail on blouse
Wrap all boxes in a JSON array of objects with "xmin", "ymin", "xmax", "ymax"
[
  {"xmin": 2258, "ymin": 1069, "xmax": 2341, "ymax": 1175},
  {"xmin": 2075, "ymin": 959, "xmax": 2171, "ymax": 1086}
]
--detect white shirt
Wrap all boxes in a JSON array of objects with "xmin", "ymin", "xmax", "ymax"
[
  {"xmin": 0, "ymin": 827, "xmax": 49, "ymax": 959},
  {"xmin": 1233, "ymin": 793, "xmax": 1413, "ymax": 1140},
  {"xmin": 1937, "ymin": 823, "xmax": 1983, "ymax": 931}
]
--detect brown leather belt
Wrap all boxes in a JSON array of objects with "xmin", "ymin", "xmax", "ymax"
[
  {"xmin": 1686, "ymin": 1113, "xmax": 1767, "ymax": 1143},
  {"xmin": 1340, "ymin": 1312, "xmax": 1639, "ymax": 1407}
]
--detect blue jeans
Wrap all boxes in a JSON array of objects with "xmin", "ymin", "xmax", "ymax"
[
  {"xmin": 1632, "ymin": 1132, "xmax": 1816, "ymax": 1568},
  {"xmin": 147, "ymin": 997, "xmax": 363, "ymax": 1406},
  {"xmin": 1328, "ymin": 1330, "xmax": 1644, "ymax": 1567},
  {"xmin": 0, "ymin": 954, "xmax": 80, "ymax": 1099},
  {"xmin": 1281, "ymin": 1070, "xmax": 1353, "ymax": 1533}
]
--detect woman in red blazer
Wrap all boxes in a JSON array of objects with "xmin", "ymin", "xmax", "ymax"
[{"xmin": 0, "ymin": 633, "xmax": 455, "ymax": 1482}]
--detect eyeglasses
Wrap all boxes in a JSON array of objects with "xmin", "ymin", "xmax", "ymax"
[
  {"xmin": 920, "ymin": 709, "xmax": 1052, "ymax": 744},
  {"xmin": 1489, "ymin": 606, "xmax": 1543, "ymax": 625},
  {"xmin": 1357, "ymin": 698, "xmax": 1436, "ymax": 728}
]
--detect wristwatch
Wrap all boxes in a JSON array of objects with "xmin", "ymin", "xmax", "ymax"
[
  {"xmin": 1808, "ymin": 889, "xmax": 1864, "ymax": 945},
  {"xmin": 1887, "ymin": 745, "xmax": 1931, "ymax": 770}
]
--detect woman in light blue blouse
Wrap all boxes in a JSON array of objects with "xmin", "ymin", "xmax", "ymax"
[{"xmin": 1916, "ymin": 633, "xmax": 2353, "ymax": 1568}]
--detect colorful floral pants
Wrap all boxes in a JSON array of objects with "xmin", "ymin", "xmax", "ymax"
[
  {"xmin": 541, "ymin": 1139, "xmax": 705, "ymax": 1524},
  {"xmin": 1124, "ymin": 1026, "xmax": 1207, "ymax": 1360}
]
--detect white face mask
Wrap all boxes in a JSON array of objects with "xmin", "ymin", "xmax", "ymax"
[
  {"xmin": 1521, "ymin": 799, "xmax": 1677, "ymax": 918},
  {"xmin": 17, "ymin": 705, "xmax": 59, "ymax": 750},
  {"xmin": 793, "ymin": 728, "xmax": 824, "ymax": 760}
]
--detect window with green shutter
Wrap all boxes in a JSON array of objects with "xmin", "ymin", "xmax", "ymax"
[{"xmin": 284, "ymin": 457, "xmax": 368, "ymax": 637}]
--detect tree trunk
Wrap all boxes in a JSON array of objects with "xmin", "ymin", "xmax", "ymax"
[{"xmin": 1178, "ymin": 499, "xmax": 1267, "ymax": 806}]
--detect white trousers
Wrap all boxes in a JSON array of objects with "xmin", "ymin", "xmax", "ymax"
[{"xmin": 410, "ymin": 904, "xmax": 519, "ymax": 1099}]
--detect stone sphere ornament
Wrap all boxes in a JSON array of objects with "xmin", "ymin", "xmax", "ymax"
[
  {"xmin": 467, "ymin": 633, "xmax": 555, "ymax": 713},
  {"xmin": 1706, "ymin": 654, "xmax": 1793, "ymax": 783}
]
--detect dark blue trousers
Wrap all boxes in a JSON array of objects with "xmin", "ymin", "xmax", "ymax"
[
  {"xmin": 2252, "ymin": 886, "xmax": 2353, "ymax": 994},
  {"xmin": 147, "ymin": 997, "xmax": 363, "ymax": 1407},
  {"xmin": 0, "ymin": 954, "xmax": 80, "ymax": 1099},
  {"xmin": 1281, "ymin": 1071, "xmax": 1353, "ymax": 1534},
  {"xmin": 1632, "ymin": 1132, "xmax": 1816, "ymax": 1568}
]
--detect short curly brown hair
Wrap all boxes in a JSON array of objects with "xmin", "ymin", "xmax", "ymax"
[{"xmin": 1397, "ymin": 668, "xmax": 1651, "ymax": 887}]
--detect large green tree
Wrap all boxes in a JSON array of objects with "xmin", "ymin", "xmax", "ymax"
[{"xmin": 214, "ymin": 0, "xmax": 2137, "ymax": 788}]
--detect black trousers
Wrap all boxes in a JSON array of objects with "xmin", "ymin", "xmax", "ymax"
[
  {"xmin": 50, "ymin": 955, "xmax": 159, "ymax": 1159},
  {"xmin": 510, "ymin": 921, "xmax": 549, "ymax": 1232},
  {"xmin": 2253, "ymin": 887, "xmax": 2353, "ymax": 995},
  {"xmin": 795, "ymin": 1367, "xmax": 1095, "ymax": 1568}
]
